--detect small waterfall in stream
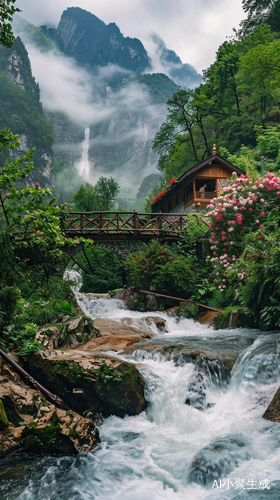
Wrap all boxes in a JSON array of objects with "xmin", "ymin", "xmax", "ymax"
[
  {"xmin": 77, "ymin": 127, "xmax": 90, "ymax": 180},
  {"xmin": 2, "ymin": 271, "xmax": 280, "ymax": 499}
]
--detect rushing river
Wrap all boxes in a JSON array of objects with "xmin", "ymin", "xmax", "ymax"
[{"xmin": 1, "ymin": 278, "xmax": 280, "ymax": 499}]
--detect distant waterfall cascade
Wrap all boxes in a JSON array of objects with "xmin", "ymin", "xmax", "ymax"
[
  {"xmin": 2, "ymin": 273, "xmax": 280, "ymax": 499},
  {"xmin": 77, "ymin": 127, "xmax": 90, "ymax": 180}
]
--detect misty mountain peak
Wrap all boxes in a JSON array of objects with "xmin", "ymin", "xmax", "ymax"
[
  {"xmin": 51, "ymin": 7, "xmax": 151, "ymax": 72},
  {"xmin": 151, "ymin": 34, "xmax": 202, "ymax": 88}
]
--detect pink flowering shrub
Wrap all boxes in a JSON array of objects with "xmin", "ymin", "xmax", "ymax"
[{"xmin": 206, "ymin": 172, "xmax": 280, "ymax": 294}]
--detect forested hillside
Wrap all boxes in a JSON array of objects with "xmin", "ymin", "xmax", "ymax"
[
  {"xmin": 0, "ymin": 37, "xmax": 55, "ymax": 186},
  {"xmin": 153, "ymin": 0, "xmax": 280, "ymax": 182}
]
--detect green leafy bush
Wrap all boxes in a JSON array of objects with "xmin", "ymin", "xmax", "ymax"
[{"xmin": 125, "ymin": 240, "xmax": 198, "ymax": 299}]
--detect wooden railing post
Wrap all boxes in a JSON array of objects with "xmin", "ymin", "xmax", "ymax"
[
  {"xmin": 181, "ymin": 215, "xmax": 184, "ymax": 230},
  {"xmin": 81, "ymin": 214, "xmax": 84, "ymax": 233},
  {"xmin": 133, "ymin": 211, "xmax": 137, "ymax": 231},
  {"xmin": 158, "ymin": 214, "xmax": 162, "ymax": 230},
  {"xmin": 100, "ymin": 212, "xmax": 103, "ymax": 230}
]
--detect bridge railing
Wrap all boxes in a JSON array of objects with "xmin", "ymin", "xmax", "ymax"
[{"xmin": 65, "ymin": 211, "xmax": 189, "ymax": 236}]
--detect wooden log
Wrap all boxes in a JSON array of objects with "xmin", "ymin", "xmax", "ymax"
[
  {"xmin": 0, "ymin": 348, "xmax": 69, "ymax": 410},
  {"xmin": 139, "ymin": 290, "xmax": 222, "ymax": 313}
]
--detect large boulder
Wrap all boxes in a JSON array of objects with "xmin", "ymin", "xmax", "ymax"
[{"xmin": 24, "ymin": 349, "xmax": 146, "ymax": 418}]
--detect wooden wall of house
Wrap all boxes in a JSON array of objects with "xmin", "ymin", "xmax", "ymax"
[{"xmin": 152, "ymin": 163, "xmax": 235, "ymax": 213}]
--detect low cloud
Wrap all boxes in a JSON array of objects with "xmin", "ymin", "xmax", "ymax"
[{"xmin": 17, "ymin": 0, "xmax": 245, "ymax": 73}]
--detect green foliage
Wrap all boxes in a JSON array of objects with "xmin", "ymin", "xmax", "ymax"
[
  {"xmin": 95, "ymin": 176, "xmax": 121, "ymax": 211},
  {"xmin": 153, "ymin": 22, "xmax": 280, "ymax": 182},
  {"xmin": 0, "ymin": 69, "xmax": 53, "ymax": 150},
  {"xmin": 152, "ymin": 89, "xmax": 211, "ymax": 181},
  {"xmin": 0, "ymin": 0, "xmax": 20, "ymax": 47},
  {"xmin": 19, "ymin": 340, "xmax": 42, "ymax": 360},
  {"xmin": 135, "ymin": 73, "xmax": 178, "ymax": 104},
  {"xmin": 0, "ymin": 266, "xmax": 77, "ymax": 350},
  {"xmin": 0, "ymin": 129, "xmax": 89, "ymax": 276},
  {"xmin": 72, "ymin": 183, "xmax": 99, "ymax": 212},
  {"xmin": 73, "ymin": 246, "xmax": 124, "ymax": 294},
  {"xmin": 239, "ymin": 228, "xmax": 280, "ymax": 328},
  {"xmin": 125, "ymin": 240, "xmax": 198, "ymax": 298},
  {"xmin": 99, "ymin": 362, "xmax": 122, "ymax": 384},
  {"xmin": 0, "ymin": 231, "xmax": 17, "ymax": 333},
  {"xmin": 72, "ymin": 176, "xmax": 121, "ymax": 212}
]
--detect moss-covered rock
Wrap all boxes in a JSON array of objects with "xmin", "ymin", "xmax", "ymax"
[
  {"xmin": 0, "ymin": 399, "xmax": 9, "ymax": 430},
  {"xmin": 0, "ymin": 377, "xmax": 100, "ymax": 457},
  {"xmin": 21, "ymin": 409, "xmax": 100, "ymax": 454},
  {"xmin": 35, "ymin": 315, "xmax": 101, "ymax": 349},
  {"xmin": 24, "ymin": 350, "xmax": 147, "ymax": 418}
]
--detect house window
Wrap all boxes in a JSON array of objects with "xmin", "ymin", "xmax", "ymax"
[{"xmin": 195, "ymin": 179, "xmax": 216, "ymax": 199}]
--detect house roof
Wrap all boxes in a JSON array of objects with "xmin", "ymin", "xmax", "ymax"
[
  {"xmin": 176, "ymin": 153, "xmax": 245, "ymax": 184},
  {"xmin": 152, "ymin": 153, "xmax": 245, "ymax": 209}
]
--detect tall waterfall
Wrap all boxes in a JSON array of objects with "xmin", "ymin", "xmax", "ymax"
[{"xmin": 77, "ymin": 127, "xmax": 90, "ymax": 180}]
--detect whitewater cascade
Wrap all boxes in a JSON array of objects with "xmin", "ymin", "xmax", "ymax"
[
  {"xmin": 2, "ymin": 274, "xmax": 280, "ymax": 499},
  {"xmin": 77, "ymin": 127, "xmax": 90, "ymax": 180}
]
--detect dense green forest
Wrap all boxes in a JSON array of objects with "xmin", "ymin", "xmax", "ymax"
[{"xmin": 152, "ymin": 0, "xmax": 280, "ymax": 183}]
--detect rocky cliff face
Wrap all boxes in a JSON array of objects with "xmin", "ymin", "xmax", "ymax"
[
  {"xmin": 50, "ymin": 7, "xmax": 151, "ymax": 73},
  {"xmin": 0, "ymin": 38, "xmax": 55, "ymax": 188}
]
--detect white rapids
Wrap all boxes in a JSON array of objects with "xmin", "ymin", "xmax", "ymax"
[{"xmin": 2, "ymin": 271, "xmax": 280, "ymax": 499}]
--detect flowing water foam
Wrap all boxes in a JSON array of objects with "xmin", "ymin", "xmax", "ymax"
[{"xmin": 2, "ymin": 271, "xmax": 280, "ymax": 499}]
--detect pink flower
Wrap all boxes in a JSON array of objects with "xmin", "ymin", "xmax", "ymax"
[
  {"xmin": 277, "ymin": 192, "xmax": 280, "ymax": 195},
  {"xmin": 256, "ymin": 182, "xmax": 260, "ymax": 186},
  {"xmin": 222, "ymin": 236, "xmax": 226, "ymax": 240},
  {"xmin": 248, "ymin": 208, "xmax": 253, "ymax": 211},
  {"xmin": 259, "ymin": 225, "xmax": 264, "ymax": 228},
  {"xmin": 267, "ymin": 172, "xmax": 274, "ymax": 178},
  {"xmin": 228, "ymin": 227, "xmax": 234, "ymax": 232},
  {"xmin": 260, "ymin": 212, "xmax": 265, "ymax": 215}
]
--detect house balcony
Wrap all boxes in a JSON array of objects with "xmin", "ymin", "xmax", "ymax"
[{"xmin": 184, "ymin": 191, "xmax": 217, "ymax": 208}]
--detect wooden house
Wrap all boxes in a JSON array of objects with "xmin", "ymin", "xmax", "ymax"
[{"xmin": 151, "ymin": 147, "xmax": 245, "ymax": 214}]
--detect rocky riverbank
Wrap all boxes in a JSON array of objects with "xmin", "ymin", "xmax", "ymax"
[{"xmin": 0, "ymin": 312, "xmax": 166, "ymax": 458}]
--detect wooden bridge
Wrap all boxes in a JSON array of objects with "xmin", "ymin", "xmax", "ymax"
[{"xmin": 65, "ymin": 211, "xmax": 191, "ymax": 243}]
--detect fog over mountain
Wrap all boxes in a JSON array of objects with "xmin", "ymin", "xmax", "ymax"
[{"xmin": 11, "ymin": 7, "xmax": 202, "ymax": 199}]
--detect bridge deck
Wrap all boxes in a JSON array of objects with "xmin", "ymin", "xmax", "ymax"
[{"xmin": 64, "ymin": 211, "xmax": 192, "ymax": 241}]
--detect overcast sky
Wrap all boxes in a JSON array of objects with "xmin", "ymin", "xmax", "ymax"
[{"xmin": 15, "ymin": 0, "xmax": 245, "ymax": 72}]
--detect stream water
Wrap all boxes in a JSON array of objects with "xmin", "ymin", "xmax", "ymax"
[{"xmin": 1, "ymin": 277, "xmax": 280, "ymax": 499}]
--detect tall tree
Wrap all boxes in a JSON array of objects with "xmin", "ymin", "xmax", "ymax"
[
  {"xmin": 240, "ymin": 0, "xmax": 278, "ymax": 33},
  {"xmin": 72, "ymin": 177, "xmax": 121, "ymax": 212},
  {"xmin": 0, "ymin": 0, "xmax": 20, "ymax": 47},
  {"xmin": 152, "ymin": 89, "xmax": 212, "ymax": 180}
]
